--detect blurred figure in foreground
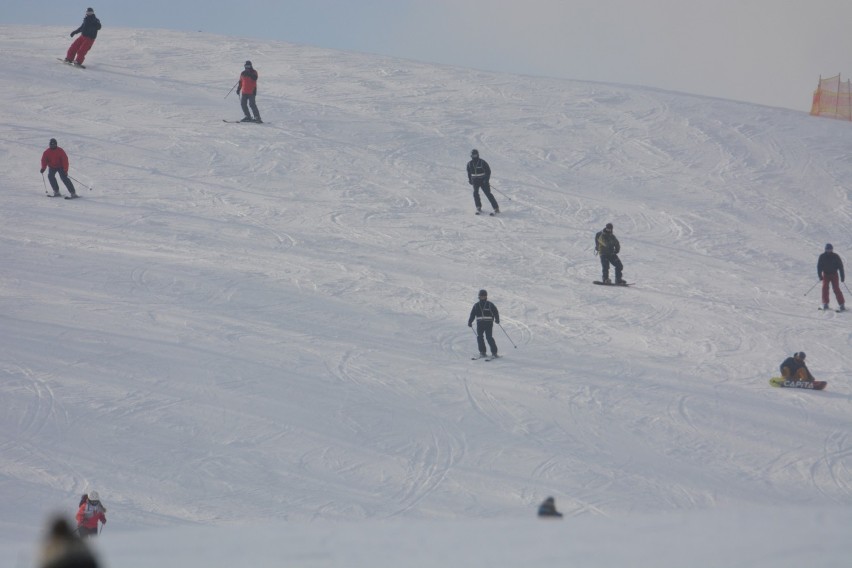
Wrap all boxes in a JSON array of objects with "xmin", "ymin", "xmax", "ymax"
[{"xmin": 39, "ymin": 514, "xmax": 99, "ymax": 568}]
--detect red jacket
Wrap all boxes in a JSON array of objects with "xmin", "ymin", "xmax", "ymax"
[
  {"xmin": 238, "ymin": 69, "xmax": 258, "ymax": 96},
  {"xmin": 41, "ymin": 147, "xmax": 70, "ymax": 172},
  {"xmin": 76, "ymin": 501, "xmax": 107, "ymax": 530}
]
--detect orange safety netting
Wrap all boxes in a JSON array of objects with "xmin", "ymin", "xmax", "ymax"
[{"xmin": 810, "ymin": 74, "xmax": 852, "ymax": 120}]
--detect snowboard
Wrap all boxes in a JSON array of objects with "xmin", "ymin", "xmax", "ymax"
[
  {"xmin": 593, "ymin": 281, "xmax": 632, "ymax": 287},
  {"xmin": 57, "ymin": 58, "xmax": 85, "ymax": 69},
  {"xmin": 769, "ymin": 377, "xmax": 827, "ymax": 391}
]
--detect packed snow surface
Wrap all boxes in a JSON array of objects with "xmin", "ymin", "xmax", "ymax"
[{"xmin": 1, "ymin": 26, "xmax": 851, "ymax": 567}]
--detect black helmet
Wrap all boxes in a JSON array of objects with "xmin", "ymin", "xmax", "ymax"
[
  {"xmin": 478, "ymin": 289, "xmax": 487, "ymax": 298},
  {"xmin": 244, "ymin": 60, "xmax": 253, "ymax": 68},
  {"xmin": 471, "ymin": 149, "xmax": 479, "ymax": 158},
  {"xmin": 49, "ymin": 138, "xmax": 57, "ymax": 148},
  {"xmin": 825, "ymin": 243, "xmax": 833, "ymax": 251},
  {"xmin": 795, "ymin": 351, "xmax": 806, "ymax": 360}
]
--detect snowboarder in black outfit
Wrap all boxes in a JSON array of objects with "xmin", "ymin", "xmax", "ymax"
[
  {"xmin": 595, "ymin": 223, "xmax": 625, "ymax": 284},
  {"xmin": 467, "ymin": 149, "xmax": 499, "ymax": 215},
  {"xmin": 468, "ymin": 289, "xmax": 500, "ymax": 358},
  {"xmin": 780, "ymin": 351, "xmax": 815, "ymax": 382},
  {"xmin": 817, "ymin": 243, "xmax": 845, "ymax": 311}
]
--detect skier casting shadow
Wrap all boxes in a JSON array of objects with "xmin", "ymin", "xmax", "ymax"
[
  {"xmin": 595, "ymin": 222, "xmax": 625, "ymax": 284},
  {"xmin": 468, "ymin": 289, "xmax": 499, "ymax": 359},
  {"xmin": 466, "ymin": 149, "xmax": 499, "ymax": 215}
]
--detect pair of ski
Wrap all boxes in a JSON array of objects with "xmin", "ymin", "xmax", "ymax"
[
  {"xmin": 47, "ymin": 194, "xmax": 80, "ymax": 200},
  {"xmin": 475, "ymin": 210, "xmax": 499, "ymax": 216},
  {"xmin": 223, "ymin": 119, "xmax": 267, "ymax": 124},
  {"xmin": 593, "ymin": 280, "xmax": 632, "ymax": 287},
  {"xmin": 769, "ymin": 377, "xmax": 827, "ymax": 391},
  {"xmin": 818, "ymin": 307, "xmax": 846, "ymax": 313},
  {"xmin": 472, "ymin": 354, "xmax": 500, "ymax": 362}
]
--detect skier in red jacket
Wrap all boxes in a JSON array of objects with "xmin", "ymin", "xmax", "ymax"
[
  {"xmin": 237, "ymin": 61, "xmax": 262, "ymax": 123},
  {"xmin": 40, "ymin": 139, "xmax": 77, "ymax": 198},
  {"xmin": 75, "ymin": 491, "xmax": 107, "ymax": 537}
]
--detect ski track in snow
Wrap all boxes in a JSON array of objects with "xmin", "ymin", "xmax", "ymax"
[{"xmin": 2, "ymin": 26, "xmax": 852, "ymax": 549}]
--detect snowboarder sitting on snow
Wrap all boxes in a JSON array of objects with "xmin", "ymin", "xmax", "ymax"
[
  {"xmin": 468, "ymin": 289, "xmax": 500, "ymax": 359},
  {"xmin": 537, "ymin": 496, "xmax": 563, "ymax": 518},
  {"xmin": 40, "ymin": 139, "xmax": 77, "ymax": 198},
  {"xmin": 780, "ymin": 352, "xmax": 815, "ymax": 382},
  {"xmin": 237, "ymin": 61, "xmax": 262, "ymax": 123},
  {"xmin": 595, "ymin": 223, "xmax": 625, "ymax": 284},
  {"xmin": 466, "ymin": 149, "xmax": 499, "ymax": 215},
  {"xmin": 65, "ymin": 7, "xmax": 101, "ymax": 67},
  {"xmin": 817, "ymin": 243, "xmax": 845, "ymax": 311},
  {"xmin": 75, "ymin": 491, "xmax": 106, "ymax": 538}
]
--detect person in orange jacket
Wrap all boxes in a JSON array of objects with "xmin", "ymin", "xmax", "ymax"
[
  {"xmin": 40, "ymin": 139, "xmax": 77, "ymax": 198},
  {"xmin": 237, "ymin": 60, "xmax": 262, "ymax": 123},
  {"xmin": 75, "ymin": 491, "xmax": 107, "ymax": 537}
]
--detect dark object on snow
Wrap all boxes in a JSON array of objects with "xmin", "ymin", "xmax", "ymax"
[
  {"xmin": 39, "ymin": 515, "xmax": 100, "ymax": 568},
  {"xmin": 595, "ymin": 223, "xmax": 625, "ymax": 284},
  {"xmin": 537, "ymin": 496, "xmax": 563, "ymax": 518},
  {"xmin": 466, "ymin": 150, "xmax": 499, "ymax": 214}
]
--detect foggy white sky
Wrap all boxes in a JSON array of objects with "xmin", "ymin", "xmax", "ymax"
[{"xmin": 7, "ymin": 0, "xmax": 852, "ymax": 110}]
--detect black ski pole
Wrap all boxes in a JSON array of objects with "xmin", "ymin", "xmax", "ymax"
[
  {"xmin": 225, "ymin": 80, "xmax": 239, "ymax": 98},
  {"xmin": 489, "ymin": 183, "xmax": 513, "ymax": 201},
  {"xmin": 68, "ymin": 175, "xmax": 93, "ymax": 191},
  {"xmin": 497, "ymin": 322, "xmax": 517, "ymax": 348},
  {"xmin": 804, "ymin": 279, "xmax": 821, "ymax": 296},
  {"xmin": 41, "ymin": 172, "xmax": 48, "ymax": 195}
]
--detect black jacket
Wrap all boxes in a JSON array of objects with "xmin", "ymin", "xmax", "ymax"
[
  {"xmin": 468, "ymin": 300, "xmax": 499, "ymax": 326},
  {"xmin": 817, "ymin": 251, "xmax": 845, "ymax": 281},
  {"xmin": 467, "ymin": 158, "xmax": 490, "ymax": 184},
  {"xmin": 780, "ymin": 356, "xmax": 811, "ymax": 378},
  {"xmin": 595, "ymin": 231, "xmax": 620, "ymax": 256},
  {"xmin": 72, "ymin": 15, "xmax": 101, "ymax": 39}
]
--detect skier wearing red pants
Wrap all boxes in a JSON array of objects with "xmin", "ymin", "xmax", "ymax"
[
  {"xmin": 65, "ymin": 8, "xmax": 101, "ymax": 67},
  {"xmin": 817, "ymin": 243, "xmax": 845, "ymax": 311}
]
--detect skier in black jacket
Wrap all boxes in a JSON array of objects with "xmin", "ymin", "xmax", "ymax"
[
  {"xmin": 817, "ymin": 243, "xmax": 845, "ymax": 311},
  {"xmin": 467, "ymin": 289, "xmax": 500, "ymax": 358},
  {"xmin": 65, "ymin": 8, "xmax": 101, "ymax": 67},
  {"xmin": 466, "ymin": 149, "xmax": 499, "ymax": 215}
]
